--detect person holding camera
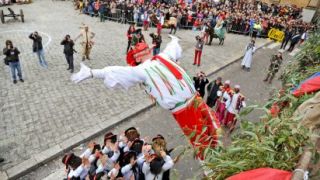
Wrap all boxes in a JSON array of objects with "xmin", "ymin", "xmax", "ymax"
[
  {"xmin": 193, "ymin": 35, "xmax": 204, "ymax": 66},
  {"xmin": 29, "ymin": 31, "xmax": 48, "ymax": 68},
  {"xmin": 193, "ymin": 72, "xmax": 209, "ymax": 98},
  {"xmin": 3, "ymin": 40, "xmax": 24, "ymax": 84},
  {"xmin": 61, "ymin": 35, "xmax": 75, "ymax": 73},
  {"xmin": 150, "ymin": 32, "xmax": 162, "ymax": 56}
]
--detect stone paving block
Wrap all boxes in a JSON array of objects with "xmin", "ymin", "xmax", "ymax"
[
  {"xmin": 59, "ymin": 134, "xmax": 84, "ymax": 152},
  {"xmin": 6, "ymin": 158, "xmax": 37, "ymax": 180},
  {"xmin": 33, "ymin": 145, "xmax": 63, "ymax": 164},
  {"xmin": 0, "ymin": 171, "xmax": 8, "ymax": 180},
  {"xmin": 80, "ymin": 125, "xmax": 103, "ymax": 142}
]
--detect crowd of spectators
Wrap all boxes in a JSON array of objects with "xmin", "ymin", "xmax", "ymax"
[
  {"xmin": 0, "ymin": 0, "xmax": 31, "ymax": 6},
  {"xmin": 62, "ymin": 127, "xmax": 178, "ymax": 180},
  {"xmin": 73, "ymin": 0, "xmax": 314, "ymax": 38}
]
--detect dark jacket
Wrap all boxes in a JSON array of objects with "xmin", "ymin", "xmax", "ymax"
[
  {"xmin": 291, "ymin": 34, "xmax": 301, "ymax": 44},
  {"xmin": 193, "ymin": 77, "xmax": 209, "ymax": 97},
  {"xmin": 207, "ymin": 81, "xmax": 222, "ymax": 99},
  {"xmin": 61, "ymin": 39, "xmax": 75, "ymax": 55},
  {"xmin": 150, "ymin": 34, "xmax": 162, "ymax": 49},
  {"xmin": 29, "ymin": 33, "xmax": 43, "ymax": 52},
  {"xmin": 3, "ymin": 47, "xmax": 20, "ymax": 63}
]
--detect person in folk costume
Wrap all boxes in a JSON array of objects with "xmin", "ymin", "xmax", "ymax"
[
  {"xmin": 121, "ymin": 127, "xmax": 142, "ymax": 153},
  {"xmin": 120, "ymin": 151, "xmax": 141, "ymax": 180},
  {"xmin": 131, "ymin": 29, "xmax": 145, "ymax": 48},
  {"xmin": 102, "ymin": 132, "xmax": 121, "ymax": 163},
  {"xmin": 206, "ymin": 77, "xmax": 223, "ymax": 108},
  {"xmin": 62, "ymin": 153, "xmax": 90, "ymax": 180},
  {"xmin": 143, "ymin": 10, "xmax": 150, "ymax": 31},
  {"xmin": 142, "ymin": 151, "xmax": 174, "ymax": 180},
  {"xmin": 214, "ymin": 20, "xmax": 226, "ymax": 45},
  {"xmin": 215, "ymin": 91, "xmax": 227, "ymax": 125},
  {"xmin": 263, "ymin": 52, "xmax": 283, "ymax": 84},
  {"xmin": 74, "ymin": 24, "xmax": 96, "ymax": 61},
  {"xmin": 157, "ymin": 12, "xmax": 165, "ymax": 35},
  {"xmin": 152, "ymin": 134, "xmax": 180, "ymax": 180},
  {"xmin": 71, "ymin": 36, "xmax": 221, "ymax": 160},
  {"xmin": 127, "ymin": 23, "xmax": 136, "ymax": 53},
  {"xmin": 241, "ymin": 40, "xmax": 256, "ymax": 72},
  {"xmin": 215, "ymin": 80, "xmax": 232, "ymax": 125},
  {"xmin": 225, "ymin": 85, "xmax": 246, "ymax": 132}
]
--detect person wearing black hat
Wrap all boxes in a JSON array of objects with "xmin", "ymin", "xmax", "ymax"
[
  {"xmin": 120, "ymin": 151, "xmax": 142, "ymax": 180},
  {"xmin": 206, "ymin": 77, "xmax": 223, "ymax": 107},
  {"xmin": 62, "ymin": 153, "xmax": 90, "ymax": 179},
  {"xmin": 142, "ymin": 150, "xmax": 174, "ymax": 180},
  {"xmin": 102, "ymin": 132, "xmax": 120, "ymax": 163}
]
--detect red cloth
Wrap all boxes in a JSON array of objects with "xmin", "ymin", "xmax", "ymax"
[
  {"xmin": 227, "ymin": 168, "xmax": 292, "ymax": 180},
  {"xmin": 215, "ymin": 100, "xmax": 226, "ymax": 124},
  {"xmin": 224, "ymin": 111, "xmax": 236, "ymax": 126},
  {"xmin": 126, "ymin": 50, "xmax": 137, "ymax": 66},
  {"xmin": 156, "ymin": 23, "xmax": 162, "ymax": 35},
  {"xmin": 172, "ymin": 95, "xmax": 220, "ymax": 159},
  {"xmin": 152, "ymin": 55, "xmax": 183, "ymax": 80},
  {"xmin": 292, "ymin": 74, "xmax": 320, "ymax": 97},
  {"xmin": 194, "ymin": 50, "xmax": 202, "ymax": 65}
]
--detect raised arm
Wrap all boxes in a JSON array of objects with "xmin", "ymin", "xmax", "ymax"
[
  {"xmin": 161, "ymin": 35, "xmax": 182, "ymax": 62},
  {"xmin": 71, "ymin": 63, "xmax": 146, "ymax": 90}
]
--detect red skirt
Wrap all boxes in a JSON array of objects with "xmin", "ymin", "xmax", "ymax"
[
  {"xmin": 172, "ymin": 95, "xmax": 220, "ymax": 159},
  {"xmin": 224, "ymin": 111, "xmax": 236, "ymax": 126}
]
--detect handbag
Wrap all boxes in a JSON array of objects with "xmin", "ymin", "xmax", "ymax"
[{"xmin": 4, "ymin": 57, "xmax": 9, "ymax": 66}]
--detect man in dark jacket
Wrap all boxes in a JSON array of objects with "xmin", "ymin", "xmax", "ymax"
[
  {"xmin": 61, "ymin": 35, "xmax": 75, "ymax": 73},
  {"xmin": 206, "ymin": 77, "xmax": 223, "ymax": 108},
  {"xmin": 288, "ymin": 32, "xmax": 301, "ymax": 52},
  {"xmin": 280, "ymin": 28, "xmax": 293, "ymax": 50},
  {"xmin": 150, "ymin": 33, "xmax": 162, "ymax": 55},
  {"xmin": 3, "ymin": 40, "xmax": 24, "ymax": 84},
  {"xmin": 193, "ymin": 72, "xmax": 209, "ymax": 98},
  {"xmin": 29, "ymin": 31, "xmax": 48, "ymax": 68}
]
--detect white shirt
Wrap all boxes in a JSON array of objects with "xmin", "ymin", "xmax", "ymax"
[
  {"xmin": 142, "ymin": 155, "xmax": 174, "ymax": 180},
  {"xmin": 227, "ymin": 93, "xmax": 246, "ymax": 114},
  {"xmin": 92, "ymin": 53, "xmax": 195, "ymax": 112}
]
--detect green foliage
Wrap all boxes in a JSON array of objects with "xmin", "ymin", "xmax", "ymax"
[
  {"xmin": 202, "ymin": 30, "xmax": 320, "ymax": 179},
  {"xmin": 204, "ymin": 108, "xmax": 310, "ymax": 180},
  {"xmin": 281, "ymin": 29, "xmax": 320, "ymax": 86}
]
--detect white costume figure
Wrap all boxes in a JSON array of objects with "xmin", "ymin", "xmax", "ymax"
[
  {"xmin": 72, "ymin": 36, "xmax": 220, "ymax": 159},
  {"xmin": 241, "ymin": 40, "xmax": 256, "ymax": 70}
]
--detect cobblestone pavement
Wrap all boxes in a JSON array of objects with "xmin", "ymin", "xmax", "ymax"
[
  {"xmin": 21, "ymin": 40, "xmax": 299, "ymax": 180},
  {"xmin": 0, "ymin": 0, "xmax": 266, "ymax": 172}
]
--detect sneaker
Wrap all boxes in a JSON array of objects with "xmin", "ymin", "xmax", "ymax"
[
  {"xmin": 13, "ymin": 80, "xmax": 17, "ymax": 84},
  {"xmin": 70, "ymin": 69, "xmax": 74, "ymax": 73},
  {"xmin": 67, "ymin": 67, "xmax": 71, "ymax": 70},
  {"xmin": 20, "ymin": 79, "xmax": 24, "ymax": 82},
  {"xmin": 82, "ymin": 57, "xmax": 85, "ymax": 61},
  {"xmin": 193, "ymin": 63, "xmax": 196, "ymax": 65}
]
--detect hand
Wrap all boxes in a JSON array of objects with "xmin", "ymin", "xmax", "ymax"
[
  {"xmin": 127, "ymin": 141, "xmax": 133, "ymax": 148},
  {"xmin": 160, "ymin": 150, "xmax": 166, "ymax": 158},
  {"xmin": 130, "ymin": 157, "xmax": 136, "ymax": 166},
  {"xmin": 71, "ymin": 63, "xmax": 92, "ymax": 83},
  {"xmin": 82, "ymin": 157, "xmax": 90, "ymax": 167}
]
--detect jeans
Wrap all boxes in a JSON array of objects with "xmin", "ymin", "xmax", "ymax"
[
  {"xmin": 9, "ymin": 62, "xmax": 22, "ymax": 80},
  {"xmin": 65, "ymin": 54, "xmax": 74, "ymax": 70},
  {"xmin": 153, "ymin": 48, "xmax": 160, "ymax": 56},
  {"xmin": 36, "ymin": 49, "xmax": 48, "ymax": 68}
]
